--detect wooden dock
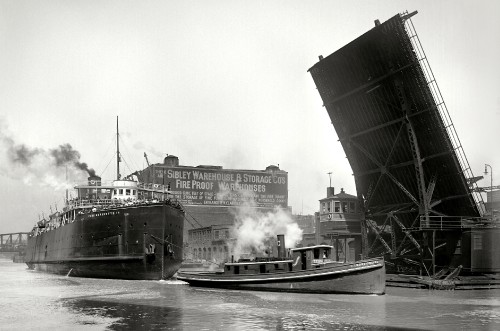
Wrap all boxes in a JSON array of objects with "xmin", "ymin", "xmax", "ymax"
[{"xmin": 387, "ymin": 274, "xmax": 500, "ymax": 290}]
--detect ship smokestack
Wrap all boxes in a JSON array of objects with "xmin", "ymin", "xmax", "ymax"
[
  {"xmin": 88, "ymin": 175, "xmax": 101, "ymax": 186},
  {"xmin": 277, "ymin": 234, "xmax": 286, "ymax": 259}
]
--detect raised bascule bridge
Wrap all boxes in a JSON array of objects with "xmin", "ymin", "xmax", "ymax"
[{"xmin": 309, "ymin": 11, "xmax": 495, "ymax": 277}]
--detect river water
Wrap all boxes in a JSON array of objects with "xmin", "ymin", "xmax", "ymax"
[{"xmin": 1, "ymin": 259, "xmax": 499, "ymax": 330}]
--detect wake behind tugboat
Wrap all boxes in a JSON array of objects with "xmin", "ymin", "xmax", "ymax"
[{"xmin": 24, "ymin": 118, "xmax": 185, "ymax": 280}]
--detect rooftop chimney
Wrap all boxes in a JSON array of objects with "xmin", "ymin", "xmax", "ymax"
[{"xmin": 327, "ymin": 187, "xmax": 335, "ymax": 197}]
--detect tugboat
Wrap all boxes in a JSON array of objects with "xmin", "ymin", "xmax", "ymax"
[
  {"xmin": 25, "ymin": 119, "xmax": 185, "ymax": 280},
  {"xmin": 177, "ymin": 235, "xmax": 385, "ymax": 294}
]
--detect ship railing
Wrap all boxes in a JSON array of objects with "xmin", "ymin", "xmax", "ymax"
[
  {"xmin": 312, "ymin": 258, "xmax": 340, "ymax": 265},
  {"xmin": 137, "ymin": 182, "xmax": 171, "ymax": 193},
  {"xmin": 419, "ymin": 216, "xmax": 500, "ymax": 230},
  {"xmin": 65, "ymin": 197, "xmax": 183, "ymax": 212},
  {"xmin": 34, "ymin": 197, "xmax": 179, "ymax": 237}
]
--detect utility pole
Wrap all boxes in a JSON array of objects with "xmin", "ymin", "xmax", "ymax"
[{"xmin": 484, "ymin": 164, "xmax": 493, "ymax": 222}]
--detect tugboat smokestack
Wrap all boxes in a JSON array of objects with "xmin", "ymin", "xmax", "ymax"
[{"xmin": 277, "ymin": 234, "xmax": 286, "ymax": 259}]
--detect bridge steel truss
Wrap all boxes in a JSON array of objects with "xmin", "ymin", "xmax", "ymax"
[
  {"xmin": 309, "ymin": 12, "xmax": 484, "ymax": 275},
  {"xmin": 0, "ymin": 232, "xmax": 29, "ymax": 252}
]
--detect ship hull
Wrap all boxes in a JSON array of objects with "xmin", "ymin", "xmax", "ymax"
[
  {"xmin": 177, "ymin": 258, "xmax": 385, "ymax": 294},
  {"xmin": 25, "ymin": 202, "xmax": 184, "ymax": 280}
]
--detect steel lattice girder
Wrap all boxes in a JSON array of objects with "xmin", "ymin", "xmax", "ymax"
[{"xmin": 308, "ymin": 13, "xmax": 480, "ymax": 269}]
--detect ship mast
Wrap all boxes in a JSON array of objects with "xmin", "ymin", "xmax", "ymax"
[
  {"xmin": 116, "ymin": 116, "xmax": 121, "ymax": 180},
  {"xmin": 65, "ymin": 165, "xmax": 68, "ymax": 202}
]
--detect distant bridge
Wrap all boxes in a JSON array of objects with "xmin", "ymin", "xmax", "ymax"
[{"xmin": 0, "ymin": 232, "xmax": 29, "ymax": 253}]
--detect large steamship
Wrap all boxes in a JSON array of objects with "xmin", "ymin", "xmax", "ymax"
[{"xmin": 25, "ymin": 120, "xmax": 185, "ymax": 280}]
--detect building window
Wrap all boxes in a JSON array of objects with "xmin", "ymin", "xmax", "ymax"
[
  {"xmin": 113, "ymin": 189, "xmax": 117, "ymax": 195},
  {"xmin": 349, "ymin": 202, "xmax": 356, "ymax": 213},
  {"xmin": 327, "ymin": 201, "xmax": 331, "ymax": 212},
  {"xmin": 214, "ymin": 230, "xmax": 219, "ymax": 239},
  {"xmin": 334, "ymin": 202, "xmax": 340, "ymax": 213},
  {"xmin": 119, "ymin": 189, "xmax": 123, "ymax": 195},
  {"xmin": 126, "ymin": 189, "xmax": 130, "ymax": 195},
  {"xmin": 342, "ymin": 202, "xmax": 348, "ymax": 213},
  {"xmin": 322, "ymin": 202, "xmax": 326, "ymax": 213}
]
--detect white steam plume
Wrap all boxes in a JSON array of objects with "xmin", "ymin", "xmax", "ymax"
[{"xmin": 222, "ymin": 187, "xmax": 303, "ymax": 260}]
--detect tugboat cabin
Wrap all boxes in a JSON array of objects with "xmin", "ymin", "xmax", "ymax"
[
  {"xmin": 292, "ymin": 244, "xmax": 335, "ymax": 270},
  {"xmin": 223, "ymin": 245, "xmax": 334, "ymax": 275}
]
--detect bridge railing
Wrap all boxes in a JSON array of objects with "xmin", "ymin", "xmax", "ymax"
[
  {"xmin": 419, "ymin": 216, "xmax": 499, "ymax": 230},
  {"xmin": 403, "ymin": 14, "xmax": 484, "ymax": 212}
]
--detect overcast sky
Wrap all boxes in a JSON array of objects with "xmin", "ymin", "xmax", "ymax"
[{"xmin": 1, "ymin": 0, "xmax": 499, "ymax": 234}]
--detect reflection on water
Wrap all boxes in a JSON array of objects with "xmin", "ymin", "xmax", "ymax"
[
  {"xmin": 64, "ymin": 299, "xmax": 184, "ymax": 330},
  {"xmin": 1, "ymin": 259, "xmax": 500, "ymax": 330}
]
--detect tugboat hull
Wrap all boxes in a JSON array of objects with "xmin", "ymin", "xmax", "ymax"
[{"xmin": 177, "ymin": 258, "xmax": 385, "ymax": 294}]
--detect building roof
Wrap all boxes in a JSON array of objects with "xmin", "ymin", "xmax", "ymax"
[{"xmin": 320, "ymin": 188, "xmax": 357, "ymax": 201}]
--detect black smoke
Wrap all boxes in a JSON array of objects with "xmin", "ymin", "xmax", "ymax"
[
  {"xmin": 9, "ymin": 143, "xmax": 41, "ymax": 166},
  {"xmin": 49, "ymin": 143, "xmax": 96, "ymax": 176},
  {"xmin": 6, "ymin": 140, "xmax": 95, "ymax": 176}
]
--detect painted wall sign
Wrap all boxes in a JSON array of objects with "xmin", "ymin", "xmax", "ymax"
[{"xmin": 143, "ymin": 166, "xmax": 288, "ymax": 207}]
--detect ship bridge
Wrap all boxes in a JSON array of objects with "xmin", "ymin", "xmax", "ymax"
[{"xmin": 309, "ymin": 11, "xmax": 485, "ymax": 274}]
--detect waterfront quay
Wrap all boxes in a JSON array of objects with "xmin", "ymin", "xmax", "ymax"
[{"xmin": 1, "ymin": 258, "xmax": 499, "ymax": 330}]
